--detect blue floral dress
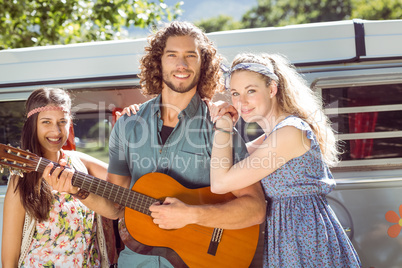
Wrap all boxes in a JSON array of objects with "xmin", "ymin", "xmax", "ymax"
[{"xmin": 261, "ymin": 116, "xmax": 361, "ymax": 267}]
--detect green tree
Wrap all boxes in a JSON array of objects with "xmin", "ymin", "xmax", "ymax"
[
  {"xmin": 0, "ymin": 0, "xmax": 182, "ymax": 49},
  {"xmin": 242, "ymin": 0, "xmax": 352, "ymax": 28},
  {"xmin": 352, "ymin": 0, "xmax": 402, "ymax": 19},
  {"xmin": 198, "ymin": 0, "xmax": 400, "ymax": 33},
  {"xmin": 195, "ymin": 15, "xmax": 243, "ymax": 33}
]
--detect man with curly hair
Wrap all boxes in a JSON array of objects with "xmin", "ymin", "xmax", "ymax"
[{"xmin": 64, "ymin": 21, "xmax": 266, "ymax": 267}]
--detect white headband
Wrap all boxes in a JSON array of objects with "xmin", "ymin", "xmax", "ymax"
[{"xmin": 221, "ymin": 62, "xmax": 278, "ymax": 90}]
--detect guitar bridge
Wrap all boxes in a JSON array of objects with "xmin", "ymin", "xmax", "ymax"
[{"xmin": 207, "ymin": 228, "xmax": 223, "ymax": 256}]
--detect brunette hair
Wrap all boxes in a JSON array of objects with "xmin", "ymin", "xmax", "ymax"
[
  {"xmin": 16, "ymin": 88, "xmax": 71, "ymax": 221},
  {"xmin": 232, "ymin": 53, "xmax": 339, "ymax": 166},
  {"xmin": 139, "ymin": 21, "xmax": 223, "ymax": 99}
]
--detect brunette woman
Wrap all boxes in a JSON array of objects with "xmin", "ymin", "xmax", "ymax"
[{"xmin": 2, "ymin": 88, "xmax": 109, "ymax": 267}]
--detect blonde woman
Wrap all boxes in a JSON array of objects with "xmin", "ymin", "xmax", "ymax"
[{"xmin": 210, "ymin": 53, "xmax": 361, "ymax": 267}]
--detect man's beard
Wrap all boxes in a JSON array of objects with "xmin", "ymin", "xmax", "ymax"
[{"xmin": 163, "ymin": 71, "xmax": 200, "ymax": 94}]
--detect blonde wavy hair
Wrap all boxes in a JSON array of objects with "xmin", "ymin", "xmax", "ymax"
[
  {"xmin": 232, "ymin": 53, "xmax": 339, "ymax": 166},
  {"xmin": 139, "ymin": 21, "xmax": 223, "ymax": 99}
]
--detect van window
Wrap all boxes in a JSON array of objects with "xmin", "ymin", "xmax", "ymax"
[
  {"xmin": 236, "ymin": 120, "xmax": 265, "ymax": 144},
  {"xmin": 74, "ymin": 111, "xmax": 112, "ymax": 164},
  {"xmin": 0, "ymin": 101, "xmax": 25, "ymax": 185},
  {"xmin": 0, "ymin": 101, "xmax": 24, "ymax": 147},
  {"xmin": 321, "ymin": 83, "xmax": 402, "ymax": 168}
]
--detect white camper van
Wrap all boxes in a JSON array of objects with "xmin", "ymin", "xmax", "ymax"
[{"xmin": 1, "ymin": 19, "xmax": 402, "ymax": 267}]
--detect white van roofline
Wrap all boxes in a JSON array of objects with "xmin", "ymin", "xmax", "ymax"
[{"xmin": 0, "ymin": 19, "xmax": 401, "ymax": 94}]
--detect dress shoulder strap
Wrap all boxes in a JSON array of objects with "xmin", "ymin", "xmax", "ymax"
[
  {"xmin": 63, "ymin": 150, "xmax": 88, "ymax": 173},
  {"xmin": 268, "ymin": 116, "xmax": 320, "ymax": 149}
]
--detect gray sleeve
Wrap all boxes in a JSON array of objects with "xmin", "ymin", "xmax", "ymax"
[{"xmin": 107, "ymin": 117, "xmax": 131, "ymax": 176}]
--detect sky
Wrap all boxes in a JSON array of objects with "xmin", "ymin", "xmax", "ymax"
[{"xmin": 166, "ymin": 0, "xmax": 258, "ymax": 22}]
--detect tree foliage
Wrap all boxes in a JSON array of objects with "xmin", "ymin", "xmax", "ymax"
[
  {"xmin": 196, "ymin": 0, "xmax": 400, "ymax": 33},
  {"xmin": 352, "ymin": 0, "xmax": 402, "ymax": 20},
  {"xmin": 196, "ymin": 15, "xmax": 243, "ymax": 33},
  {"xmin": 0, "ymin": 0, "xmax": 182, "ymax": 49},
  {"xmin": 242, "ymin": 0, "xmax": 352, "ymax": 28}
]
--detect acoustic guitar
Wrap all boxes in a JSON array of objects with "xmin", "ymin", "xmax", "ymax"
[{"xmin": 0, "ymin": 143, "xmax": 260, "ymax": 267}]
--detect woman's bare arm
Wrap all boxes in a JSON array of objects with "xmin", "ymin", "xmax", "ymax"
[{"xmin": 2, "ymin": 176, "xmax": 25, "ymax": 268}]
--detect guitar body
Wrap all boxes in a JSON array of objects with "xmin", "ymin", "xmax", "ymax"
[{"xmin": 119, "ymin": 173, "xmax": 260, "ymax": 268}]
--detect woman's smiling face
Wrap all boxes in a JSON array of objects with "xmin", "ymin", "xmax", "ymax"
[
  {"xmin": 230, "ymin": 70, "xmax": 275, "ymax": 123},
  {"xmin": 36, "ymin": 108, "xmax": 70, "ymax": 155}
]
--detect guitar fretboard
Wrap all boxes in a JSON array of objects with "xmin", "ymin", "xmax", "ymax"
[{"xmin": 37, "ymin": 157, "xmax": 157, "ymax": 216}]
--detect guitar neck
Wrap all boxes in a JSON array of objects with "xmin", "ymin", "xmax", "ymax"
[{"xmin": 37, "ymin": 158, "xmax": 156, "ymax": 215}]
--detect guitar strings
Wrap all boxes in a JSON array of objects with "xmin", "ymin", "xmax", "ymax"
[
  {"xmin": 38, "ymin": 159, "xmax": 156, "ymax": 214},
  {"xmin": 38, "ymin": 159, "xmax": 218, "ymax": 236}
]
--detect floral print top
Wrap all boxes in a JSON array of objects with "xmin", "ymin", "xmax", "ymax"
[{"xmin": 21, "ymin": 152, "xmax": 101, "ymax": 267}]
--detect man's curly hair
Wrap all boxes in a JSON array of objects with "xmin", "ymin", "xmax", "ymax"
[{"xmin": 139, "ymin": 21, "xmax": 223, "ymax": 99}]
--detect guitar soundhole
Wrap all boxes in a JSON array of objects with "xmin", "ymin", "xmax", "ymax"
[{"xmin": 118, "ymin": 219, "xmax": 188, "ymax": 268}]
